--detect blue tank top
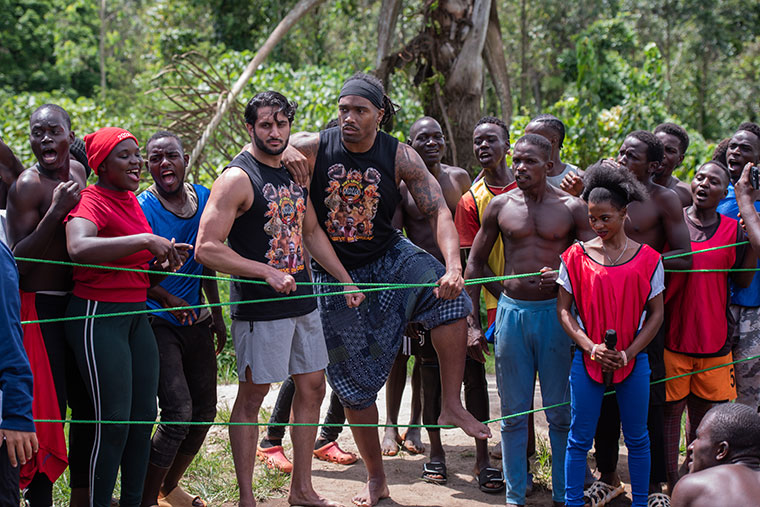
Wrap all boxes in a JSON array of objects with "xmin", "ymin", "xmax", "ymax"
[{"xmin": 138, "ymin": 184, "xmax": 210, "ymax": 326}]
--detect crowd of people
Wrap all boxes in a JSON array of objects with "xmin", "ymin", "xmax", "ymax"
[{"xmin": 1, "ymin": 72, "xmax": 760, "ymax": 507}]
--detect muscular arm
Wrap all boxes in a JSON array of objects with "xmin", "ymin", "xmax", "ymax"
[
  {"xmin": 302, "ymin": 197, "xmax": 364, "ymax": 307},
  {"xmin": 464, "ymin": 203, "xmax": 502, "ymax": 319},
  {"xmin": 397, "ymin": 143, "xmax": 463, "ymax": 298},
  {"xmin": 283, "ymin": 132, "xmax": 320, "ymax": 187},
  {"xmin": 195, "ymin": 168, "xmax": 294, "ymax": 294},
  {"xmin": 659, "ymin": 188, "xmax": 692, "ymax": 270},
  {"xmin": 7, "ymin": 175, "xmax": 80, "ymax": 274}
]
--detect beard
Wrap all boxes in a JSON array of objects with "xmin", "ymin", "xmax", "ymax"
[{"xmin": 253, "ymin": 131, "xmax": 289, "ymax": 156}]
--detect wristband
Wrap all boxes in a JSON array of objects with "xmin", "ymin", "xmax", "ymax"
[
  {"xmin": 591, "ymin": 344, "xmax": 600, "ymax": 361},
  {"xmin": 621, "ymin": 350, "xmax": 628, "ymax": 367}
]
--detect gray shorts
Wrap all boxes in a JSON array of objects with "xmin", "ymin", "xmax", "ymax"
[{"xmin": 231, "ymin": 309, "xmax": 328, "ymax": 384}]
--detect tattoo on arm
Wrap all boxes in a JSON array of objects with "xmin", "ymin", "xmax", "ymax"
[{"xmin": 397, "ymin": 144, "xmax": 446, "ymax": 218}]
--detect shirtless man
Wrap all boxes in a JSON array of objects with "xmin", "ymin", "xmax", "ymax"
[
  {"xmin": 671, "ymin": 403, "xmax": 760, "ymax": 507},
  {"xmin": 284, "ymin": 73, "xmax": 490, "ymax": 506},
  {"xmin": 524, "ymin": 114, "xmax": 581, "ymax": 188},
  {"xmin": 654, "ymin": 122, "xmax": 692, "ymax": 207},
  {"xmin": 383, "ymin": 116, "xmax": 472, "ymax": 485},
  {"xmin": 465, "ymin": 133, "xmax": 594, "ymax": 507},
  {"xmin": 592, "ymin": 131, "xmax": 692, "ymax": 502},
  {"xmin": 6, "ymin": 104, "xmax": 92, "ymax": 506}
]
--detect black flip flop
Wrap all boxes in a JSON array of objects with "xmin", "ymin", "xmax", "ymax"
[
  {"xmin": 478, "ymin": 467, "xmax": 505, "ymax": 494},
  {"xmin": 421, "ymin": 461, "xmax": 447, "ymax": 485}
]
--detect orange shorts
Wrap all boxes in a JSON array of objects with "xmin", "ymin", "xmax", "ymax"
[{"xmin": 664, "ymin": 349, "xmax": 736, "ymax": 402}]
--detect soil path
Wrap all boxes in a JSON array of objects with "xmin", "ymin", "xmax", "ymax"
[{"xmin": 217, "ymin": 376, "xmax": 635, "ymax": 506}]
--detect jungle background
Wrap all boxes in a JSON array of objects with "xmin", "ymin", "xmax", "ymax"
[{"xmin": 3, "ymin": 0, "xmax": 760, "ymax": 503}]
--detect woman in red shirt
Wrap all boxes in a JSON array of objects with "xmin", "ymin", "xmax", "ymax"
[
  {"xmin": 64, "ymin": 128, "xmax": 189, "ymax": 507},
  {"xmin": 557, "ymin": 161, "xmax": 665, "ymax": 507}
]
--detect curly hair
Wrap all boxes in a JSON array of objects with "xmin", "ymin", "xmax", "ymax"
[
  {"xmin": 582, "ymin": 159, "xmax": 649, "ymax": 209},
  {"xmin": 737, "ymin": 122, "xmax": 760, "ymax": 143},
  {"xmin": 712, "ymin": 138, "xmax": 730, "ymax": 166},
  {"xmin": 654, "ymin": 122, "xmax": 690, "ymax": 155},
  {"xmin": 244, "ymin": 91, "xmax": 297, "ymax": 126},
  {"xmin": 475, "ymin": 116, "xmax": 510, "ymax": 144},
  {"xmin": 627, "ymin": 130, "xmax": 664, "ymax": 164}
]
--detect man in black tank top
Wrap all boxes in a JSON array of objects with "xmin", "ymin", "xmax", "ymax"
[
  {"xmin": 196, "ymin": 92, "xmax": 364, "ymax": 507},
  {"xmin": 283, "ymin": 73, "xmax": 491, "ymax": 507}
]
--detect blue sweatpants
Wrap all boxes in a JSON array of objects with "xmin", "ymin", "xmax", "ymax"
[
  {"xmin": 565, "ymin": 350, "xmax": 651, "ymax": 506},
  {"xmin": 494, "ymin": 294, "xmax": 572, "ymax": 505}
]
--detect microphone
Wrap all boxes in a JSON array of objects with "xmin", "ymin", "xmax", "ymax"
[{"xmin": 603, "ymin": 329, "xmax": 617, "ymax": 387}]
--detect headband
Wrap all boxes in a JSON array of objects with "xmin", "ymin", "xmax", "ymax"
[{"xmin": 339, "ymin": 79, "xmax": 384, "ymax": 110}]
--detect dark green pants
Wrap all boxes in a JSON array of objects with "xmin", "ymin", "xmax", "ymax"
[{"xmin": 65, "ymin": 296, "xmax": 159, "ymax": 507}]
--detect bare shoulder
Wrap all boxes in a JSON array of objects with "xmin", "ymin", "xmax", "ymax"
[
  {"xmin": 290, "ymin": 131, "xmax": 320, "ymax": 157},
  {"xmin": 12, "ymin": 166, "xmax": 43, "ymax": 194},
  {"xmin": 210, "ymin": 166, "xmax": 253, "ymax": 208},
  {"xmin": 70, "ymin": 160, "xmax": 88, "ymax": 185},
  {"xmin": 442, "ymin": 163, "xmax": 472, "ymax": 191},
  {"xmin": 650, "ymin": 181, "xmax": 683, "ymax": 213}
]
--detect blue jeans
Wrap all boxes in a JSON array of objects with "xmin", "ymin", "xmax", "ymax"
[
  {"xmin": 494, "ymin": 294, "xmax": 572, "ymax": 504},
  {"xmin": 565, "ymin": 350, "xmax": 651, "ymax": 506}
]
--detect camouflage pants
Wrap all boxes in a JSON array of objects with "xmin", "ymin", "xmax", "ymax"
[{"xmin": 729, "ymin": 304, "xmax": 760, "ymax": 412}]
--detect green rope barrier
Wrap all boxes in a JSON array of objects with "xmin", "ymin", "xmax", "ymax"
[
  {"xmin": 661, "ymin": 241, "xmax": 749, "ymax": 260},
  {"xmin": 32, "ymin": 353, "xmax": 760, "ymax": 428}
]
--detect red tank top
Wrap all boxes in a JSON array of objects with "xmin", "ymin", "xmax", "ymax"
[
  {"xmin": 665, "ymin": 214, "xmax": 737, "ymax": 356},
  {"xmin": 561, "ymin": 242, "xmax": 662, "ymax": 384}
]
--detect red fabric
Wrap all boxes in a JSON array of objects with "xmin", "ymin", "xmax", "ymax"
[
  {"xmin": 66, "ymin": 185, "xmax": 153, "ymax": 302},
  {"xmin": 83, "ymin": 127, "xmax": 138, "ymax": 175},
  {"xmin": 454, "ymin": 181, "xmax": 516, "ymax": 248},
  {"xmin": 19, "ymin": 292, "xmax": 67, "ymax": 488},
  {"xmin": 665, "ymin": 215, "xmax": 737, "ymax": 355},
  {"xmin": 561, "ymin": 242, "xmax": 661, "ymax": 384}
]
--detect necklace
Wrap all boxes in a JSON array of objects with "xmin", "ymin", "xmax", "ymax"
[{"xmin": 602, "ymin": 237, "xmax": 629, "ymax": 265}]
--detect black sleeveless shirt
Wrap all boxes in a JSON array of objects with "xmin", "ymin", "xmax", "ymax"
[
  {"xmin": 310, "ymin": 127, "xmax": 402, "ymax": 269},
  {"xmin": 226, "ymin": 151, "xmax": 316, "ymax": 321}
]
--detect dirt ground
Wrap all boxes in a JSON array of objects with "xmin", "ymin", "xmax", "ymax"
[{"xmin": 216, "ymin": 376, "xmax": 637, "ymax": 507}]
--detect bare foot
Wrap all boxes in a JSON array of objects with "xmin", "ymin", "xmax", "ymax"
[
  {"xmin": 289, "ymin": 488, "xmax": 343, "ymax": 507},
  {"xmin": 438, "ymin": 406, "xmax": 491, "ymax": 440},
  {"xmin": 401, "ymin": 428, "xmax": 424, "ymax": 454},
  {"xmin": 380, "ymin": 428, "xmax": 402, "ymax": 456},
  {"xmin": 351, "ymin": 478, "xmax": 390, "ymax": 507}
]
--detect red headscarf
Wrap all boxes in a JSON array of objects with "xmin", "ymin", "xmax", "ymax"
[{"xmin": 83, "ymin": 127, "xmax": 138, "ymax": 175}]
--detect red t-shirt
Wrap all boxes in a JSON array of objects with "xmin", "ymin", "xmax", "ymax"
[{"xmin": 66, "ymin": 185, "xmax": 154, "ymax": 303}]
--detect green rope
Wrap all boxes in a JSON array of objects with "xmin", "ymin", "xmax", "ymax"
[
  {"xmin": 32, "ymin": 353, "xmax": 760, "ymax": 428},
  {"xmin": 661, "ymin": 241, "xmax": 749, "ymax": 260}
]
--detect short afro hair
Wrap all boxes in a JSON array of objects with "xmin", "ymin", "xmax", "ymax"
[
  {"xmin": 31, "ymin": 104, "xmax": 71, "ymax": 130},
  {"xmin": 736, "ymin": 122, "xmax": 760, "ymax": 146},
  {"xmin": 529, "ymin": 114, "xmax": 566, "ymax": 148},
  {"xmin": 244, "ymin": 91, "xmax": 297, "ymax": 127},
  {"xmin": 475, "ymin": 116, "xmax": 510, "ymax": 144},
  {"xmin": 514, "ymin": 134, "xmax": 552, "ymax": 161},
  {"xmin": 654, "ymin": 122, "xmax": 690, "ymax": 155},
  {"xmin": 627, "ymin": 130, "xmax": 664, "ymax": 164},
  {"xmin": 582, "ymin": 159, "xmax": 649, "ymax": 209},
  {"xmin": 703, "ymin": 403, "xmax": 760, "ymax": 458},
  {"xmin": 146, "ymin": 130, "xmax": 184, "ymax": 153},
  {"xmin": 697, "ymin": 160, "xmax": 731, "ymax": 185}
]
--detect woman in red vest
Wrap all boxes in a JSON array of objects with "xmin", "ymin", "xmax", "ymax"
[
  {"xmin": 662, "ymin": 161, "xmax": 756, "ymax": 492},
  {"xmin": 557, "ymin": 160, "xmax": 665, "ymax": 507}
]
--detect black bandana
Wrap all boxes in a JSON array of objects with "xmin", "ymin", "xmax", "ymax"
[{"xmin": 339, "ymin": 79, "xmax": 384, "ymax": 110}]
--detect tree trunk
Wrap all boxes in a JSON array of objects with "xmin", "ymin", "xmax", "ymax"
[
  {"xmin": 99, "ymin": 0, "xmax": 107, "ymax": 101},
  {"xmin": 375, "ymin": 0, "xmax": 403, "ymax": 89},
  {"xmin": 519, "ymin": 0, "xmax": 528, "ymax": 111},
  {"xmin": 483, "ymin": 0, "xmax": 513, "ymax": 125}
]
